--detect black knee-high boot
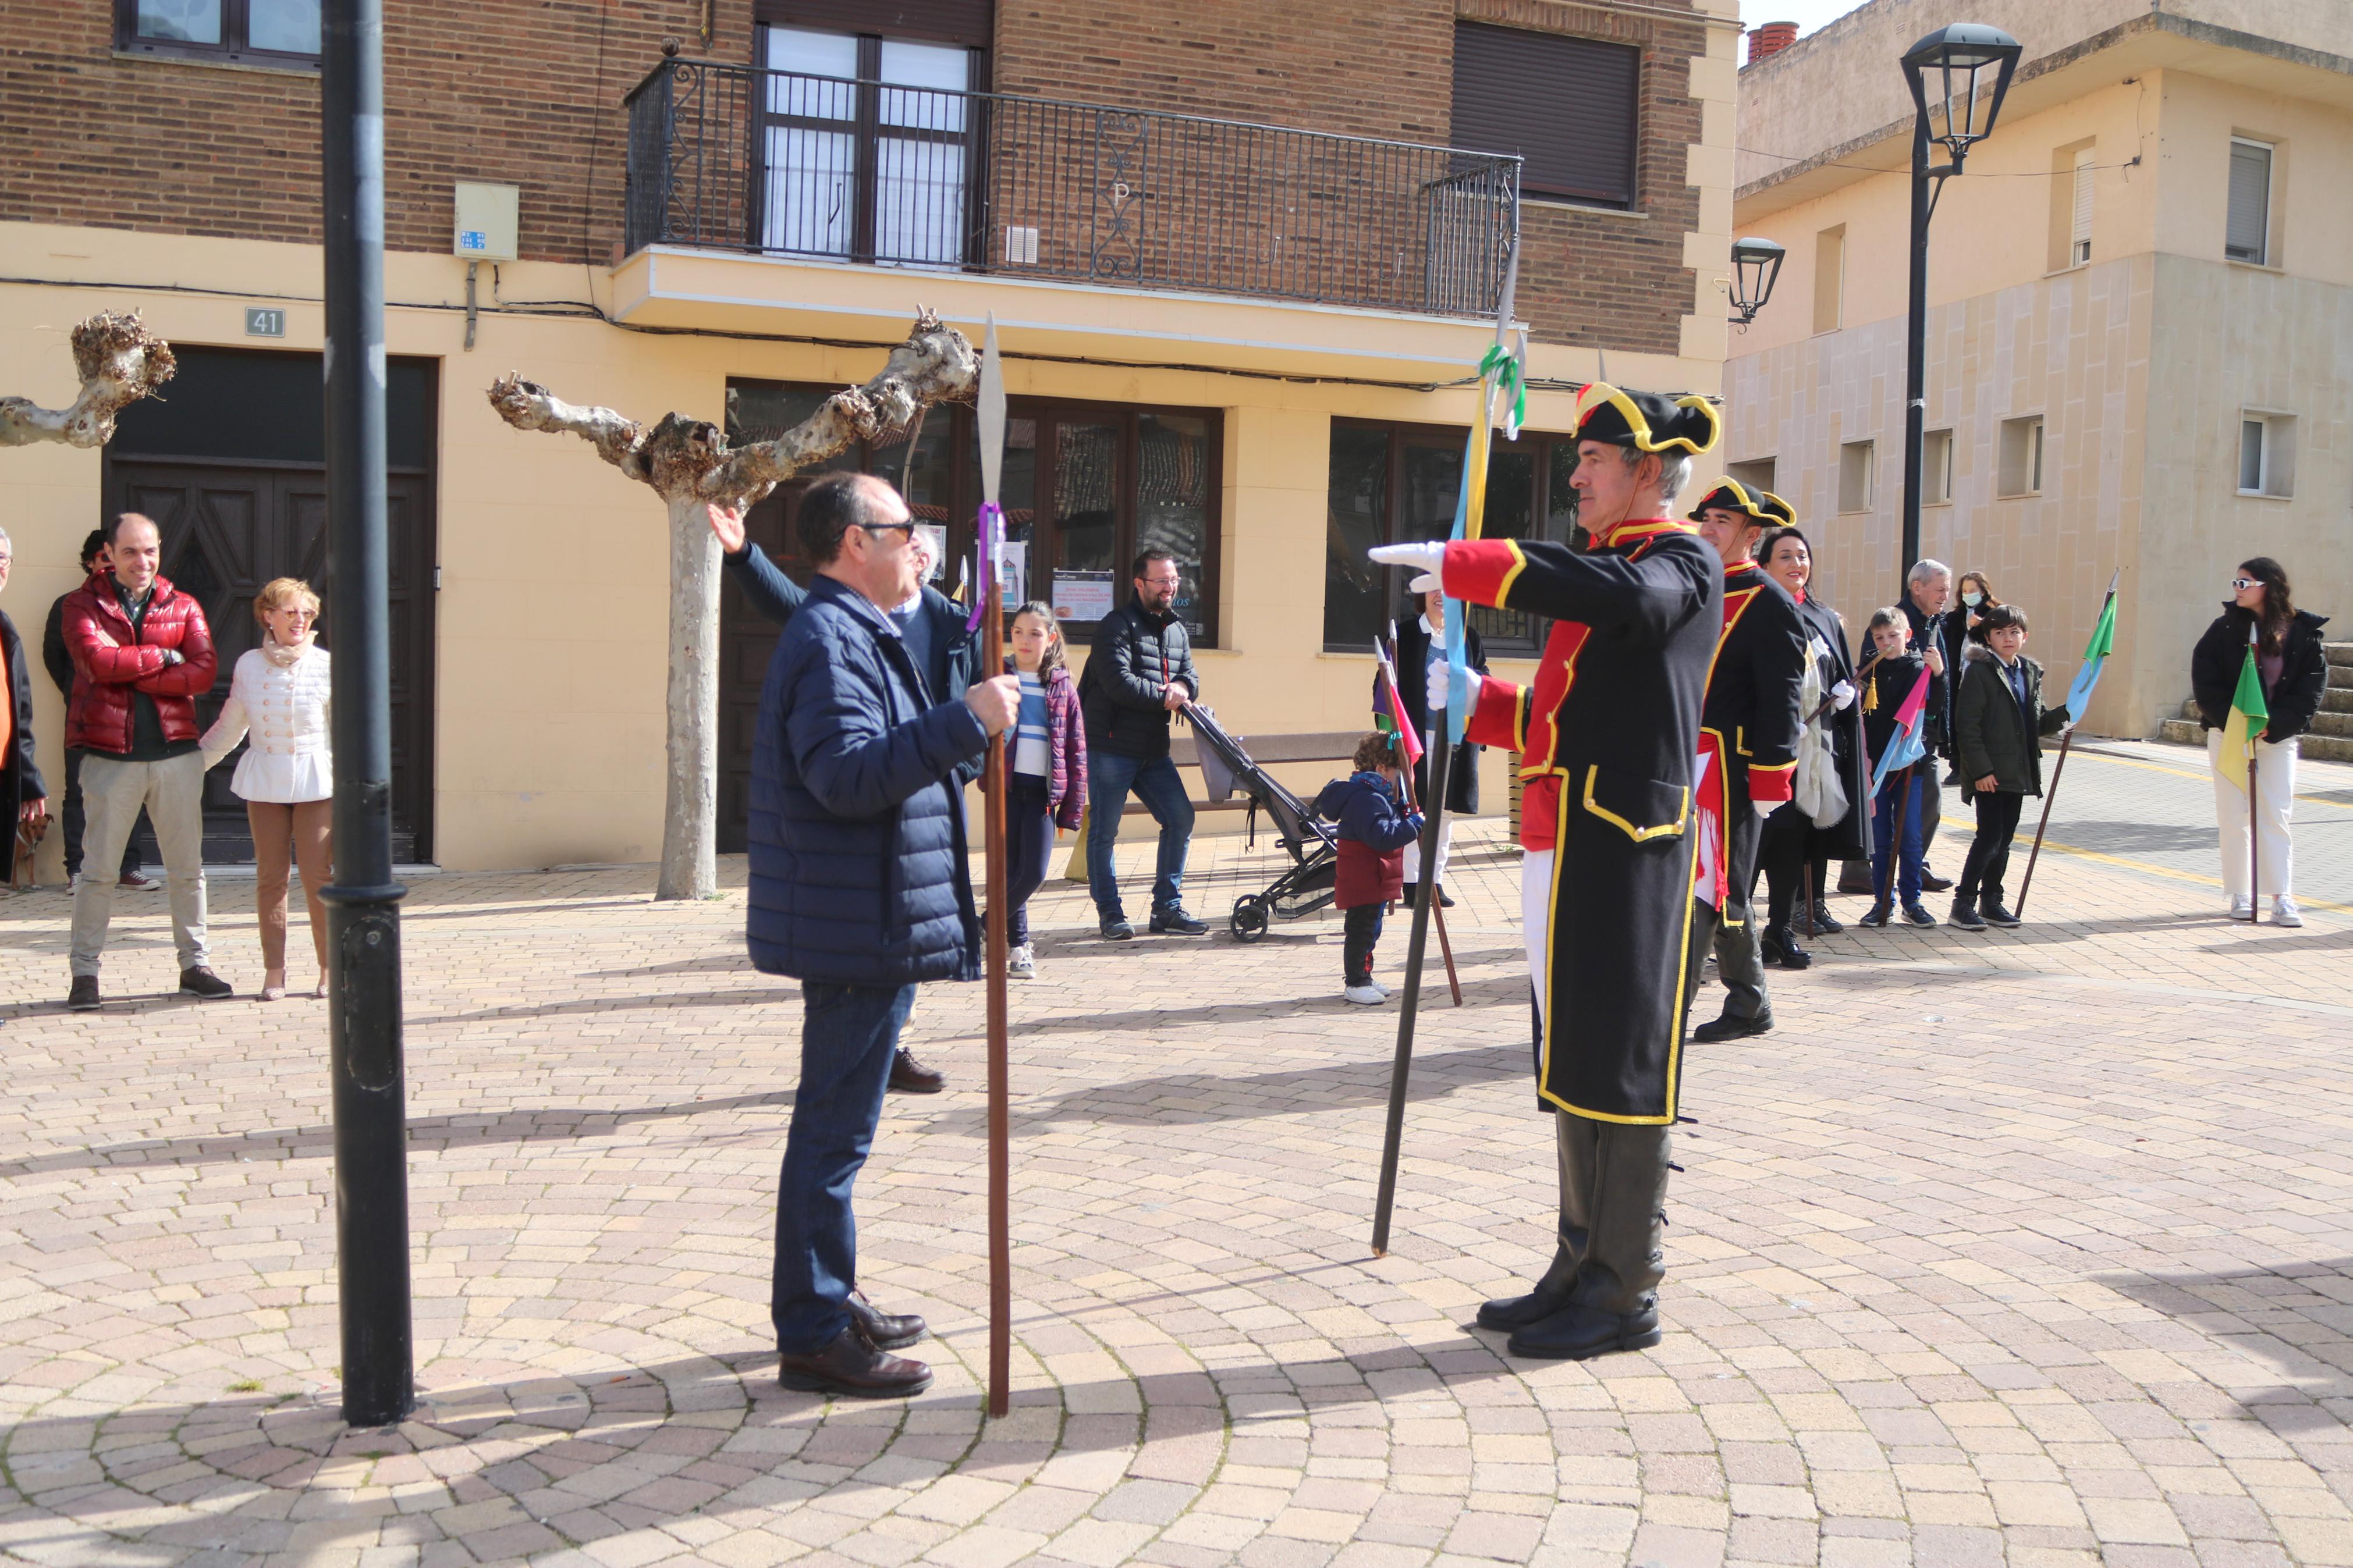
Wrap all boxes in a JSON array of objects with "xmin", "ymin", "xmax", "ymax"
[
  {"xmin": 1506, "ymin": 1121, "xmax": 1670, "ymax": 1359},
  {"xmin": 1476, "ymin": 1110, "xmax": 1596, "ymax": 1330}
]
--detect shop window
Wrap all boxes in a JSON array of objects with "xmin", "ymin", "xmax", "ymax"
[
  {"xmin": 1325, "ymin": 422, "xmax": 1578, "ymax": 656},
  {"xmin": 1997, "ymin": 415, "xmax": 2045, "ymax": 497},
  {"xmin": 117, "ymin": 0, "xmax": 321, "ymax": 66},
  {"xmin": 726, "ymin": 382, "xmax": 1220, "ymax": 644}
]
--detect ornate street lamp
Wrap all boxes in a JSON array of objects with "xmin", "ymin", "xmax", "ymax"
[
  {"xmin": 1895, "ymin": 24, "xmax": 2021, "ymax": 585},
  {"xmin": 1729, "ymin": 237, "xmax": 1786, "ymax": 327}
]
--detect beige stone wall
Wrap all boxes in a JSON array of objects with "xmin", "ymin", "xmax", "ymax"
[{"xmin": 1724, "ymin": 253, "xmax": 2155, "ymax": 733}]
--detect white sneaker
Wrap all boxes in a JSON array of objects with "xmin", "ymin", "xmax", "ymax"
[
  {"xmin": 1343, "ymin": 984, "xmax": 1386, "ymax": 1005},
  {"xmin": 2229, "ymin": 895, "xmax": 2254, "ymax": 920},
  {"xmin": 1007, "ymin": 944, "xmax": 1037, "ymax": 978},
  {"xmin": 2272, "ymin": 896, "xmax": 2302, "ymax": 928},
  {"xmin": 1370, "ymin": 979, "xmax": 1393, "ymax": 998}
]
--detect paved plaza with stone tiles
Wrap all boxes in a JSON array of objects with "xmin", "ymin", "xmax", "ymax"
[{"xmin": 3, "ymin": 741, "xmax": 2351, "ymax": 1568}]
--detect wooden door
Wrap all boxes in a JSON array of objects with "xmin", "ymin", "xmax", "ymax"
[{"xmin": 99, "ymin": 458, "xmax": 435, "ymax": 864}]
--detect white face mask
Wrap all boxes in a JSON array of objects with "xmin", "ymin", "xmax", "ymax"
[{"xmin": 1962, "ymin": 591, "xmax": 1985, "ymax": 607}]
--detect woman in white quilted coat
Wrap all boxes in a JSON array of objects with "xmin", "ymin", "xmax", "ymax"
[{"xmin": 201, "ymin": 578, "xmax": 332, "ymax": 1001}]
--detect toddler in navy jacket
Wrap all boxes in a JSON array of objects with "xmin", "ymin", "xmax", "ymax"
[{"xmin": 1312, "ymin": 732, "xmax": 1424, "ymax": 1005}]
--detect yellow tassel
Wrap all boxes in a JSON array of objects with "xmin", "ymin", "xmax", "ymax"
[{"xmin": 1862, "ymin": 680, "xmax": 1879, "ymax": 715}]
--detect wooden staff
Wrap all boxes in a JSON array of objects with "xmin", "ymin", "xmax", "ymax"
[
  {"xmin": 1383, "ymin": 632, "xmax": 1461, "ymax": 1007},
  {"xmin": 975, "ymin": 320, "xmax": 1012, "ymax": 1418},
  {"xmin": 2012, "ymin": 726, "xmax": 2074, "ymax": 916},
  {"xmin": 1371, "ymin": 718, "xmax": 1456, "ymax": 1257},
  {"xmin": 2247, "ymin": 744, "xmax": 2260, "ymax": 923}
]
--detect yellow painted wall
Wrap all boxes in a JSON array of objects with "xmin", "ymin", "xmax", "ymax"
[{"xmin": 5, "ymin": 219, "xmax": 1728, "ymax": 876}]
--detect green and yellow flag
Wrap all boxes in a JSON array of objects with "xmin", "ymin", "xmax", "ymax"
[{"xmin": 2216, "ymin": 627, "xmax": 2269, "ymax": 792}]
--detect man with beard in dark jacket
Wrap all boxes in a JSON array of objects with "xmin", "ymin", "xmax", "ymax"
[
  {"xmin": 748, "ymin": 471, "xmax": 1018, "ymax": 1399},
  {"xmin": 1078, "ymin": 547, "xmax": 1206, "ymax": 940}
]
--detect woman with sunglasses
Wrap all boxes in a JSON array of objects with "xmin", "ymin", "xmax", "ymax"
[{"xmin": 2190, "ymin": 558, "xmax": 2330, "ymax": 926}]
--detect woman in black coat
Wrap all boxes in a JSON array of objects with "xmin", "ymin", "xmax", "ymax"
[
  {"xmin": 1752, "ymin": 527, "xmax": 1869, "ymax": 965},
  {"xmin": 1383, "ymin": 588, "xmax": 1486, "ymax": 903},
  {"xmin": 2190, "ymin": 556, "xmax": 2329, "ymax": 926}
]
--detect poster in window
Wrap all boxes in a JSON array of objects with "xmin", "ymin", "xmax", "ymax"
[{"xmin": 1053, "ymin": 570, "xmax": 1115, "ymax": 623}]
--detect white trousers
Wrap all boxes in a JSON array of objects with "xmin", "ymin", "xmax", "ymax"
[
  {"xmin": 2208, "ymin": 731, "xmax": 2296, "ymax": 898},
  {"xmin": 1401, "ymin": 820, "xmax": 1452, "ymax": 888},
  {"xmin": 1522, "ymin": 849, "xmax": 1555, "ymax": 1030}
]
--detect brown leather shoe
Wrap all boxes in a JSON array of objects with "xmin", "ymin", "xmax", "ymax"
[
  {"xmin": 888, "ymin": 1048, "xmax": 945, "ymax": 1094},
  {"xmin": 847, "ymin": 1290, "xmax": 927, "ymax": 1350},
  {"xmin": 777, "ymin": 1325, "xmax": 933, "ymax": 1399}
]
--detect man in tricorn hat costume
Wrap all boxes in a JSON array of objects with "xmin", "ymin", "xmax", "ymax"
[
  {"xmin": 1372, "ymin": 382, "xmax": 1721, "ymax": 1359},
  {"xmin": 1684, "ymin": 479, "xmax": 1808, "ymax": 1044}
]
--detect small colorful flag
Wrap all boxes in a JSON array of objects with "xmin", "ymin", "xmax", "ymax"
[
  {"xmin": 2065, "ymin": 571, "xmax": 2120, "ymax": 724},
  {"xmin": 1869, "ymin": 666, "xmax": 1933, "ymax": 795},
  {"xmin": 2215, "ymin": 625, "xmax": 2270, "ymax": 794},
  {"xmin": 1372, "ymin": 635, "xmax": 1425, "ymax": 769}
]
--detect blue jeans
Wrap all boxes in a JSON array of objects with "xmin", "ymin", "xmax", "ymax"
[
  {"xmin": 1085, "ymin": 751, "xmax": 1195, "ymax": 918},
  {"xmin": 771, "ymin": 980, "xmax": 914, "ymax": 1354},
  {"xmin": 1869, "ymin": 769, "xmax": 1926, "ymax": 908}
]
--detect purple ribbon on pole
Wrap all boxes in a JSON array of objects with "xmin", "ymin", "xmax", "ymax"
[{"xmin": 965, "ymin": 502, "xmax": 1003, "ymax": 631}]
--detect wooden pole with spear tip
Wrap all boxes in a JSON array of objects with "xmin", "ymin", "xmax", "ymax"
[
  {"xmin": 974, "ymin": 317, "xmax": 1013, "ymax": 1417},
  {"xmin": 1370, "ymin": 239, "xmax": 1520, "ymax": 1258}
]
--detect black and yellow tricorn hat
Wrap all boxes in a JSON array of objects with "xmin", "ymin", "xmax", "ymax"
[
  {"xmin": 1687, "ymin": 478, "xmax": 1794, "ymax": 527},
  {"xmin": 1572, "ymin": 382, "xmax": 1722, "ymax": 456}
]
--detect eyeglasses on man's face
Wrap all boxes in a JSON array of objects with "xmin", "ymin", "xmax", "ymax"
[{"xmin": 854, "ymin": 520, "xmax": 916, "ymax": 539}]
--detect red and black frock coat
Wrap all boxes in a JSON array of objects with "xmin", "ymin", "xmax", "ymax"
[
  {"xmin": 1698, "ymin": 559, "xmax": 1808, "ymax": 920},
  {"xmin": 1442, "ymin": 518, "xmax": 1721, "ymax": 1125}
]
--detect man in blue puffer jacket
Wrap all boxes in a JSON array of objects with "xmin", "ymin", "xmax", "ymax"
[{"xmin": 750, "ymin": 471, "xmax": 1019, "ymax": 1400}]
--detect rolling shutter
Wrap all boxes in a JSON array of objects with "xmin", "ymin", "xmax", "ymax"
[
  {"xmin": 2226, "ymin": 140, "xmax": 2271, "ymax": 264},
  {"xmin": 754, "ymin": 0, "xmax": 992, "ymax": 48},
  {"xmin": 1451, "ymin": 22, "xmax": 1640, "ymax": 208}
]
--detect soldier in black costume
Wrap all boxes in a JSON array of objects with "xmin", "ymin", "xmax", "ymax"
[
  {"xmin": 1371, "ymin": 383, "xmax": 1721, "ymax": 1360},
  {"xmin": 1685, "ymin": 481, "xmax": 1808, "ymax": 1043}
]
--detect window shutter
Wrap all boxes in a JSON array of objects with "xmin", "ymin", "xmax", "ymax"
[
  {"xmin": 755, "ymin": 0, "xmax": 992, "ymax": 48},
  {"xmin": 2226, "ymin": 141, "xmax": 2271, "ymax": 263},
  {"xmin": 2071, "ymin": 149, "xmax": 2094, "ymax": 262},
  {"xmin": 1451, "ymin": 23, "xmax": 1639, "ymax": 208}
]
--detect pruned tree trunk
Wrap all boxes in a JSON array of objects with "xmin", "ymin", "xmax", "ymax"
[
  {"xmin": 487, "ymin": 310, "xmax": 979, "ymax": 899},
  {"xmin": 1, "ymin": 311, "xmax": 176, "ymax": 448}
]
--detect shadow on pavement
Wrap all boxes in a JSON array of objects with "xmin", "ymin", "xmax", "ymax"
[{"xmin": 2098, "ymin": 1258, "xmax": 2353, "ymax": 1434}]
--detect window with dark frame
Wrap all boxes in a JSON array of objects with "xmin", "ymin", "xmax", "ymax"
[
  {"xmin": 1450, "ymin": 22, "xmax": 1640, "ymax": 209},
  {"xmin": 116, "ymin": 0, "xmax": 321, "ymax": 66},
  {"xmin": 758, "ymin": 23, "xmax": 988, "ymax": 268},
  {"xmin": 726, "ymin": 383, "xmax": 1222, "ymax": 646},
  {"xmin": 1325, "ymin": 420, "xmax": 1581, "ymax": 657}
]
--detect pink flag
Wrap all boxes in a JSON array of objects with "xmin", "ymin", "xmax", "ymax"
[{"xmin": 1372, "ymin": 642, "xmax": 1425, "ymax": 767}]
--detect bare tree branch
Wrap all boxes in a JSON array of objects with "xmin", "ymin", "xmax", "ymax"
[
  {"xmin": 484, "ymin": 309, "xmax": 978, "ymax": 505},
  {"xmin": 0, "ymin": 311, "xmax": 177, "ymax": 449}
]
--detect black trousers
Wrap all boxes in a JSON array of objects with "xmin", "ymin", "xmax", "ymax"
[
  {"xmin": 1957, "ymin": 788, "xmax": 2026, "ymax": 907},
  {"xmin": 1342, "ymin": 901, "xmax": 1385, "ymax": 986},
  {"xmin": 62, "ymin": 748, "xmax": 153, "ymax": 880},
  {"xmin": 1003, "ymin": 774, "xmax": 1055, "ymax": 945},
  {"xmin": 1757, "ymin": 808, "xmax": 1823, "ymax": 930}
]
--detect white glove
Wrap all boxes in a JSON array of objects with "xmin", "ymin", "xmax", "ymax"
[
  {"xmin": 1830, "ymin": 680, "xmax": 1857, "ymax": 711},
  {"xmin": 1425, "ymin": 657, "xmax": 1449, "ymax": 709},
  {"xmin": 1369, "ymin": 541, "xmax": 1448, "ymax": 582},
  {"xmin": 1754, "ymin": 798, "xmax": 1781, "ymax": 820},
  {"xmin": 1451, "ymin": 665, "xmax": 1479, "ymax": 721}
]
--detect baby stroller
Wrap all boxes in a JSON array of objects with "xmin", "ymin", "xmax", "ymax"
[{"xmin": 1183, "ymin": 703, "xmax": 1339, "ymax": 941}]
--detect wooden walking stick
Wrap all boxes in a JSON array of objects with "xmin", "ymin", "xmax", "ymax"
[
  {"xmin": 2012, "ymin": 726, "xmax": 2072, "ymax": 917},
  {"xmin": 975, "ymin": 318, "xmax": 1013, "ymax": 1417}
]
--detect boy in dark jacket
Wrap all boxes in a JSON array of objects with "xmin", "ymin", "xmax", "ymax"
[
  {"xmin": 1312, "ymin": 732, "xmax": 1423, "ymax": 1005},
  {"xmin": 748, "ymin": 473, "xmax": 1018, "ymax": 1401},
  {"xmin": 1950, "ymin": 605, "xmax": 2072, "ymax": 930}
]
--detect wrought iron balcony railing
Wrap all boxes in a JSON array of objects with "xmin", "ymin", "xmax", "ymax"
[{"xmin": 625, "ymin": 57, "xmax": 1522, "ymax": 320}]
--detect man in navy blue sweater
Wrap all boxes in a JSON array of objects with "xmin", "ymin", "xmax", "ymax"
[{"xmin": 747, "ymin": 472, "xmax": 1018, "ymax": 1399}]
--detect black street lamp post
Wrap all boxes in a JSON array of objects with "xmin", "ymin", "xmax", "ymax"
[
  {"xmin": 321, "ymin": 0, "xmax": 415, "ymax": 1430},
  {"xmin": 1897, "ymin": 24, "xmax": 2021, "ymax": 587},
  {"xmin": 1729, "ymin": 237, "xmax": 1786, "ymax": 328}
]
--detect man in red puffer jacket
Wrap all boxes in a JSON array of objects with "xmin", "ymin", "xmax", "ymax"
[{"xmin": 60, "ymin": 513, "xmax": 233, "ymax": 1010}]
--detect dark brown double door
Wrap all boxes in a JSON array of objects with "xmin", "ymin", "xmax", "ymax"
[{"xmin": 98, "ymin": 348, "xmax": 438, "ymax": 863}]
